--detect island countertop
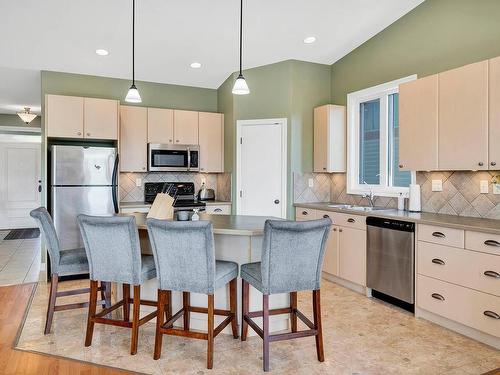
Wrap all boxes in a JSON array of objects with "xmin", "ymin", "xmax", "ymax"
[{"xmin": 127, "ymin": 212, "xmax": 279, "ymax": 236}]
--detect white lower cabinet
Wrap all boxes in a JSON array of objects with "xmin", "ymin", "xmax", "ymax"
[
  {"xmin": 338, "ymin": 226, "xmax": 366, "ymax": 286},
  {"xmin": 323, "ymin": 225, "xmax": 340, "ymax": 276}
]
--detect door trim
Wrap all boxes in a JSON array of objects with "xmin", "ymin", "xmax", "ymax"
[{"xmin": 236, "ymin": 118, "xmax": 287, "ymax": 219}]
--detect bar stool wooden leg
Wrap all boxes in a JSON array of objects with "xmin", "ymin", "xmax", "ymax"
[
  {"xmin": 229, "ymin": 278, "xmax": 238, "ymax": 339},
  {"xmin": 207, "ymin": 294, "xmax": 214, "ymax": 369},
  {"xmin": 165, "ymin": 290, "xmax": 172, "ymax": 323},
  {"xmin": 241, "ymin": 279, "xmax": 249, "ymax": 341},
  {"xmin": 183, "ymin": 291, "xmax": 190, "ymax": 330},
  {"xmin": 44, "ymin": 274, "xmax": 58, "ymax": 334},
  {"xmin": 130, "ymin": 285, "xmax": 141, "ymax": 355},
  {"xmin": 104, "ymin": 281, "xmax": 112, "ymax": 308},
  {"xmin": 290, "ymin": 291, "xmax": 297, "ymax": 333},
  {"xmin": 123, "ymin": 284, "xmax": 130, "ymax": 322},
  {"xmin": 154, "ymin": 289, "xmax": 166, "ymax": 360},
  {"xmin": 262, "ymin": 294, "xmax": 270, "ymax": 372},
  {"xmin": 85, "ymin": 280, "xmax": 98, "ymax": 346},
  {"xmin": 313, "ymin": 289, "xmax": 324, "ymax": 362}
]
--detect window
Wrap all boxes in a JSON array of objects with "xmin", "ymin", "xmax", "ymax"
[{"xmin": 347, "ymin": 76, "xmax": 416, "ymax": 197}]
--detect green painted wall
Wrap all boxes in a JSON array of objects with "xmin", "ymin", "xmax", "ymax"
[
  {"xmin": 218, "ymin": 60, "xmax": 331, "ymax": 218},
  {"xmin": 0, "ymin": 113, "xmax": 41, "ymax": 128},
  {"xmin": 331, "ymin": 0, "xmax": 500, "ymax": 104}
]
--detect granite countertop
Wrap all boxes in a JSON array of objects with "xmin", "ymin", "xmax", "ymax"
[
  {"xmin": 294, "ymin": 202, "xmax": 500, "ymax": 235},
  {"xmin": 128, "ymin": 212, "xmax": 276, "ymax": 236},
  {"xmin": 120, "ymin": 201, "xmax": 231, "ymax": 209}
]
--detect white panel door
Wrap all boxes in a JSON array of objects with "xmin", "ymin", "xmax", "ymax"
[
  {"xmin": 237, "ymin": 120, "xmax": 286, "ymax": 218},
  {"xmin": 0, "ymin": 139, "xmax": 41, "ymax": 229}
]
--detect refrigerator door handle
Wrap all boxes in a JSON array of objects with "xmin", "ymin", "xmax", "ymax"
[{"xmin": 112, "ymin": 154, "xmax": 119, "ymax": 213}]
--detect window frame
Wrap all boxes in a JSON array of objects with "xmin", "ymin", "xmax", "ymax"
[{"xmin": 347, "ymin": 75, "xmax": 417, "ymax": 197}]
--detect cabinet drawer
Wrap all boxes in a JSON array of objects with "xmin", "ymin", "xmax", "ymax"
[
  {"xmin": 418, "ymin": 241, "xmax": 500, "ymax": 296},
  {"xmin": 466, "ymin": 231, "xmax": 500, "ymax": 256},
  {"xmin": 418, "ymin": 224, "xmax": 464, "ymax": 248},
  {"xmin": 295, "ymin": 208, "xmax": 317, "ymax": 221},
  {"xmin": 316, "ymin": 210, "xmax": 366, "ymax": 230},
  {"xmin": 417, "ymin": 275, "xmax": 500, "ymax": 337},
  {"xmin": 206, "ymin": 205, "xmax": 231, "ymax": 215}
]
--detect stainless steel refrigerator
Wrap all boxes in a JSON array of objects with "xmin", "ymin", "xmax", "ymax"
[{"xmin": 51, "ymin": 145, "xmax": 118, "ymax": 250}]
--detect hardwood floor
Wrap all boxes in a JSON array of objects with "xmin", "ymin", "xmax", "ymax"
[{"xmin": 0, "ymin": 283, "xmax": 135, "ymax": 375}]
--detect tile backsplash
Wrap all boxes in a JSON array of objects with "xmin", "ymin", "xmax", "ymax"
[
  {"xmin": 120, "ymin": 172, "xmax": 231, "ymax": 203},
  {"xmin": 294, "ymin": 171, "xmax": 500, "ymax": 219}
]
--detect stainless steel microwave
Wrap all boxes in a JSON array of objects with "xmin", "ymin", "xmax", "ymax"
[{"xmin": 148, "ymin": 144, "xmax": 200, "ymax": 172}]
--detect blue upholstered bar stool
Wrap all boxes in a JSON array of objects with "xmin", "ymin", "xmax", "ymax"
[
  {"xmin": 30, "ymin": 207, "xmax": 110, "ymax": 335},
  {"xmin": 77, "ymin": 214, "xmax": 157, "ymax": 355},
  {"xmin": 146, "ymin": 219, "xmax": 239, "ymax": 369},
  {"xmin": 240, "ymin": 218, "xmax": 331, "ymax": 372}
]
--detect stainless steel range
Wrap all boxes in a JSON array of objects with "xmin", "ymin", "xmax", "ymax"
[{"xmin": 144, "ymin": 182, "xmax": 206, "ymax": 212}]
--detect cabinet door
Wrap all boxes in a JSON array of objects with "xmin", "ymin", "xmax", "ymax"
[
  {"xmin": 489, "ymin": 56, "xmax": 500, "ymax": 169},
  {"xmin": 339, "ymin": 227, "xmax": 366, "ymax": 286},
  {"xmin": 83, "ymin": 98, "xmax": 118, "ymax": 140},
  {"xmin": 323, "ymin": 226, "xmax": 339, "ymax": 276},
  {"xmin": 438, "ymin": 60, "xmax": 488, "ymax": 170},
  {"xmin": 148, "ymin": 108, "xmax": 174, "ymax": 144},
  {"xmin": 199, "ymin": 112, "xmax": 223, "ymax": 172},
  {"xmin": 120, "ymin": 106, "xmax": 148, "ymax": 172},
  {"xmin": 46, "ymin": 95, "xmax": 84, "ymax": 138},
  {"xmin": 399, "ymin": 75, "xmax": 438, "ymax": 171},
  {"xmin": 313, "ymin": 105, "xmax": 328, "ymax": 172},
  {"xmin": 173, "ymin": 110, "xmax": 198, "ymax": 144}
]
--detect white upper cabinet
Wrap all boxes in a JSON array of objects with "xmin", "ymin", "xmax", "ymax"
[
  {"xmin": 489, "ymin": 56, "xmax": 500, "ymax": 169},
  {"xmin": 173, "ymin": 110, "xmax": 199, "ymax": 145},
  {"xmin": 83, "ymin": 98, "xmax": 119, "ymax": 140},
  {"xmin": 198, "ymin": 112, "xmax": 224, "ymax": 173},
  {"xmin": 313, "ymin": 104, "xmax": 346, "ymax": 173},
  {"xmin": 120, "ymin": 106, "xmax": 148, "ymax": 172},
  {"xmin": 46, "ymin": 95, "xmax": 84, "ymax": 138},
  {"xmin": 148, "ymin": 108, "xmax": 174, "ymax": 144}
]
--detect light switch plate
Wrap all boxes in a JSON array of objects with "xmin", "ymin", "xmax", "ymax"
[
  {"xmin": 308, "ymin": 178, "xmax": 314, "ymax": 188},
  {"xmin": 493, "ymin": 184, "xmax": 500, "ymax": 195},
  {"xmin": 431, "ymin": 179, "xmax": 443, "ymax": 192},
  {"xmin": 480, "ymin": 180, "xmax": 489, "ymax": 194},
  {"xmin": 135, "ymin": 178, "xmax": 142, "ymax": 187}
]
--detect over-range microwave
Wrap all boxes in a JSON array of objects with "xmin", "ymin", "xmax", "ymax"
[{"xmin": 148, "ymin": 144, "xmax": 200, "ymax": 172}]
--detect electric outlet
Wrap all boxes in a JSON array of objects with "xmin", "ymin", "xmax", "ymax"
[
  {"xmin": 135, "ymin": 178, "xmax": 142, "ymax": 187},
  {"xmin": 493, "ymin": 184, "xmax": 500, "ymax": 195},
  {"xmin": 480, "ymin": 180, "xmax": 489, "ymax": 194},
  {"xmin": 431, "ymin": 179, "xmax": 443, "ymax": 192},
  {"xmin": 308, "ymin": 178, "xmax": 314, "ymax": 188}
]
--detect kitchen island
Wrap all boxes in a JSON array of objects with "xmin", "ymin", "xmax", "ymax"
[{"xmin": 127, "ymin": 212, "xmax": 290, "ymax": 335}]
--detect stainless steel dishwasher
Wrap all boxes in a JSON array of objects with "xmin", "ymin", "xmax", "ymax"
[{"xmin": 366, "ymin": 217, "xmax": 415, "ymax": 311}]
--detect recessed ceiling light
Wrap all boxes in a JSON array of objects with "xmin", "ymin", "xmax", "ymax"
[
  {"xmin": 190, "ymin": 62, "xmax": 202, "ymax": 69},
  {"xmin": 303, "ymin": 36, "xmax": 316, "ymax": 44},
  {"xmin": 95, "ymin": 49, "xmax": 109, "ymax": 56}
]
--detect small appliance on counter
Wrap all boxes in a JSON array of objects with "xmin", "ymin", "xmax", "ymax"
[
  {"xmin": 197, "ymin": 182, "xmax": 215, "ymax": 201},
  {"xmin": 408, "ymin": 184, "xmax": 421, "ymax": 212}
]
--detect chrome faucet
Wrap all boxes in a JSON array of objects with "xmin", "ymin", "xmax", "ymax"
[{"xmin": 362, "ymin": 182, "xmax": 376, "ymax": 207}]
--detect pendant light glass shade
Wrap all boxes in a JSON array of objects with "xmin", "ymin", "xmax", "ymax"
[
  {"xmin": 125, "ymin": 0, "xmax": 141, "ymax": 103},
  {"xmin": 232, "ymin": 74, "xmax": 250, "ymax": 95},
  {"xmin": 125, "ymin": 84, "xmax": 142, "ymax": 103},
  {"xmin": 17, "ymin": 107, "xmax": 37, "ymax": 124}
]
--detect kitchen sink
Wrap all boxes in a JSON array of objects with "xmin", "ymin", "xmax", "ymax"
[{"xmin": 327, "ymin": 204, "xmax": 388, "ymax": 212}]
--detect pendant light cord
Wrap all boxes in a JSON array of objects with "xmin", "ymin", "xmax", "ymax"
[
  {"xmin": 132, "ymin": 0, "xmax": 135, "ymax": 85},
  {"xmin": 239, "ymin": 0, "xmax": 243, "ymax": 75}
]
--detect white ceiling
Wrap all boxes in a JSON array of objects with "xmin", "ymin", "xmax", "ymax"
[{"xmin": 0, "ymin": 0, "xmax": 423, "ymax": 114}]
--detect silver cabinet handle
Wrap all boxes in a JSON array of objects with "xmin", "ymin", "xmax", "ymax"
[
  {"xmin": 339, "ymin": 228, "xmax": 343, "ymax": 233},
  {"xmin": 484, "ymin": 270, "xmax": 500, "ymax": 278},
  {"xmin": 176, "ymin": 140, "xmax": 180, "ymax": 143},
  {"xmin": 347, "ymin": 218, "xmax": 355, "ymax": 223},
  {"xmin": 86, "ymin": 132, "xmax": 90, "ymax": 136},
  {"xmin": 478, "ymin": 162, "xmax": 484, "ymax": 166},
  {"xmin": 302, "ymin": 211, "xmax": 308, "ymax": 215},
  {"xmin": 333, "ymin": 228, "xmax": 337, "ymax": 232},
  {"xmin": 322, "ymin": 167, "xmax": 326, "ymax": 171},
  {"xmin": 432, "ymin": 258, "xmax": 445, "ymax": 265},
  {"xmin": 432, "ymin": 232, "xmax": 446, "ymax": 238},
  {"xmin": 484, "ymin": 240, "xmax": 500, "ymax": 247},
  {"xmin": 169, "ymin": 139, "xmax": 172, "ymax": 142},
  {"xmin": 431, "ymin": 293, "xmax": 445, "ymax": 301},
  {"xmin": 483, "ymin": 311, "xmax": 500, "ymax": 320},
  {"xmin": 399, "ymin": 164, "xmax": 404, "ymax": 168},
  {"xmin": 214, "ymin": 208, "xmax": 222, "ymax": 212},
  {"xmin": 142, "ymin": 167, "xmax": 146, "ymax": 170},
  {"xmin": 77, "ymin": 131, "xmax": 82, "ymax": 135},
  {"xmin": 491, "ymin": 162, "xmax": 497, "ymax": 166},
  {"xmin": 322, "ymin": 214, "xmax": 330, "ymax": 219}
]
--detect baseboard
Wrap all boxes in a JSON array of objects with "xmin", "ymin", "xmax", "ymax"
[{"xmin": 321, "ymin": 272, "xmax": 366, "ymax": 295}]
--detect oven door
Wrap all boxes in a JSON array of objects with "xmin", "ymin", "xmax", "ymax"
[{"xmin": 148, "ymin": 144, "xmax": 189, "ymax": 171}]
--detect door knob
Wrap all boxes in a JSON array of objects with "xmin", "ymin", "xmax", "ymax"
[{"xmin": 274, "ymin": 199, "xmax": 280, "ymax": 204}]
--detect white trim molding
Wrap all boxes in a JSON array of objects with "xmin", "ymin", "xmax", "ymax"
[
  {"xmin": 0, "ymin": 126, "xmax": 41, "ymax": 133},
  {"xmin": 235, "ymin": 118, "xmax": 288, "ymax": 219},
  {"xmin": 347, "ymin": 75, "xmax": 417, "ymax": 198}
]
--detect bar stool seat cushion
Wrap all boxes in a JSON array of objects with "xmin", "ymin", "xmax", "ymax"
[
  {"xmin": 141, "ymin": 254, "xmax": 157, "ymax": 281},
  {"xmin": 240, "ymin": 262, "xmax": 263, "ymax": 292},
  {"xmin": 214, "ymin": 260, "xmax": 238, "ymax": 291},
  {"xmin": 58, "ymin": 248, "xmax": 89, "ymax": 276}
]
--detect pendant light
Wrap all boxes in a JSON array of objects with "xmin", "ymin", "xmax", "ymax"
[
  {"xmin": 17, "ymin": 107, "xmax": 37, "ymax": 124},
  {"xmin": 125, "ymin": 0, "xmax": 142, "ymax": 103},
  {"xmin": 232, "ymin": 0, "xmax": 250, "ymax": 95}
]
